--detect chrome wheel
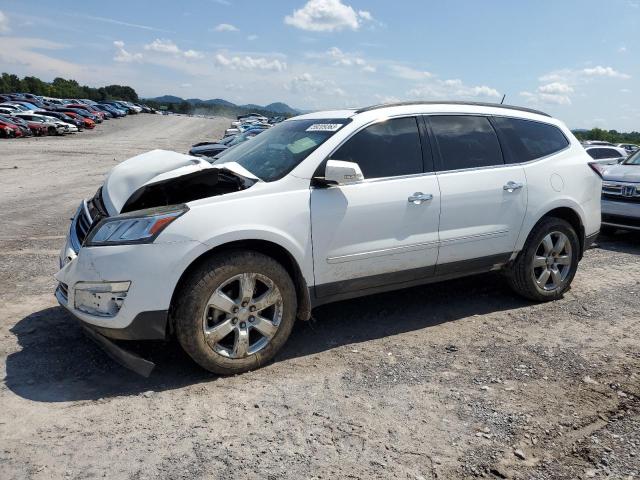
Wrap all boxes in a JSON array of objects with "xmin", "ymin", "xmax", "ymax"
[
  {"xmin": 532, "ymin": 231, "xmax": 572, "ymax": 291},
  {"xmin": 202, "ymin": 273, "xmax": 283, "ymax": 359}
]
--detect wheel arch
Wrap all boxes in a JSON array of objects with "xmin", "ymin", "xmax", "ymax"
[
  {"xmin": 535, "ymin": 206, "xmax": 586, "ymax": 258},
  {"xmin": 168, "ymin": 239, "xmax": 312, "ymax": 334}
]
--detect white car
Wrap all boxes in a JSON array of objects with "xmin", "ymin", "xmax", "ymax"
[
  {"xmin": 13, "ymin": 112, "xmax": 69, "ymax": 135},
  {"xmin": 55, "ymin": 101, "xmax": 601, "ymax": 376},
  {"xmin": 584, "ymin": 145, "xmax": 628, "ymax": 165}
]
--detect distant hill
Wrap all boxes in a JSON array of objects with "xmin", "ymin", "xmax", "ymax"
[{"xmin": 144, "ymin": 95, "xmax": 301, "ymax": 117}]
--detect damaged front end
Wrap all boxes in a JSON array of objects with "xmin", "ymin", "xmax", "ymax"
[{"xmin": 57, "ymin": 150, "xmax": 259, "ymax": 376}]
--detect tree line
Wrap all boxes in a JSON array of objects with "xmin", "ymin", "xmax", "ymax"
[
  {"xmin": 572, "ymin": 128, "xmax": 640, "ymax": 145},
  {"xmin": 0, "ymin": 73, "xmax": 139, "ymax": 103}
]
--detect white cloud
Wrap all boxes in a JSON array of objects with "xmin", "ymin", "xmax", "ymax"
[
  {"xmin": 581, "ymin": 65, "xmax": 630, "ymax": 79},
  {"xmin": 528, "ymin": 65, "xmax": 631, "ymax": 106},
  {"xmin": 286, "ymin": 72, "xmax": 346, "ymax": 96},
  {"xmin": 541, "ymin": 65, "xmax": 631, "ymax": 84},
  {"xmin": 537, "ymin": 82, "xmax": 574, "ymax": 94},
  {"xmin": 145, "ymin": 38, "xmax": 180, "ymax": 54},
  {"xmin": 0, "ymin": 10, "xmax": 10, "ymax": 34},
  {"xmin": 389, "ymin": 65, "xmax": 433, "ymax": 81},
  {"xmin": 408, "ymin": 77, "xmax": 500, "ymax": 100},
  {"xmin": 247, "ymin": 34, "xmax": 258, "ymax": 41},
  {"xmin": 618, "ymin": 45, "xmax": 627, "ymax": 53},
  {"xmin": 184, "ymin": 49, "xmax": 204, "ymax": 59},
  {"xmin": 181, "ymin": 83, "xmax": 192, "ymax": 88},
  {"xmin": 215, "ymin": 53, "xmax": 287, "ymax": 71},
  {"xmin": 284, "ymin": 0, "xmax": 373, "ymax": 32},
  {"xmin": 520, "ymin": 91, "xmax": 571, "ymax": 105},
  {"xmin": 310, "ymin": 46, "xmax": 375, "ymax": 72},
  {"xmin": 113, "ymin": 40, "xmax": 143, "ymax": 63},
  {"xmin": 214, "ymin": 23, "xmax": 239, "ymax": 32},
  {"xmin": 144, "ymin": 39, "xmax": 203, "ymax": 59}
]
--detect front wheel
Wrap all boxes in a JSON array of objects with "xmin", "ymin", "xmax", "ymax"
[
  {"xmin": 174, "ymin": 251, "xmax": 297, "ymax": 375},
  {"xmin": 506, "ymin": 217, "xmax": 580, "ymax": 301}
]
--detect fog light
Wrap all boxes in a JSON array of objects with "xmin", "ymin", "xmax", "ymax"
[{"xmin": 74, "ymin": 281, "xmax": 130, "ymax": 317}]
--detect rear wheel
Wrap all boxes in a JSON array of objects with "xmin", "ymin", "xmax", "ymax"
[
  {"xmin": 506, "ymin": 217, "xmax": 580, "ymax": 301},
  {"xmin": 174, "ymin": 251, "xmax": 297, "ymax": 375}
]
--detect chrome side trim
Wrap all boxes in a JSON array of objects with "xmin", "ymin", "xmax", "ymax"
[
  {"xmin": 327, "ymin": 239, "xmax": 439, "ymax": 264},
  {"xmin": 439, "ymin": 230, "xmax": 509, "ymax": 246},
  {"xmin": 327, "ymin": 230, "xmax": 508, "ymax": 263}
]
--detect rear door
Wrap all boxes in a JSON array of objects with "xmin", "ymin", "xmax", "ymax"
[
  {"xmin": 310, "ymin": 116, "xmax": 441, "ymax": 297},
  {"xmin": 427, "ymin": 115, "xmax": 527, "ymax": 271}
]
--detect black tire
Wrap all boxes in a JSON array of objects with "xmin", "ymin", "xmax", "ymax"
[
  {"xmin": 506, "ymin": 217, "xmax": 580, "ymax": 302},
  {"xmin": 174, "ymin": 250, "xmax": 297, "ymax": 375}
]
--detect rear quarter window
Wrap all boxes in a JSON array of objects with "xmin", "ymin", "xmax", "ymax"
[{"xmin": 492, "ymin": 117, "xmax": 569, "ymax": 163}]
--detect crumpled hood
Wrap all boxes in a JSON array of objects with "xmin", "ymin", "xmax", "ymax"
[
  {"xmin": 102, "ymin": 149, "xmax": 257, "ymax": 215},
  {"xmin": 189, "ymin": 143, "xmax": 228, "ymax": 156},
  {"xmin": 103, "ymin": 150, "xmax": 214, "ymax": 214},
  {"xmin": 602, "ymin": 163, "xmax": 640, "ymax": 183}
]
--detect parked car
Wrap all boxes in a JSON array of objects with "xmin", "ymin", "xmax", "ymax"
[
  {"xmin": 599, "ymin": 150, "xmax": 640, "ymax": 233},
  {"xmin": 55, "ymin": 107, "xmax": 100, "ymax": 125},
  {"xmin": 616, "ymin": 143, "xmax": 639, "ymax": 154},
  {"xmin": 0, "ymin": 119, "xmax": 24, "ymax": 138},
  {"xmin": 59, "ymin": 111, "xmax": 96, "ymax": 129},
  {"xmin": 55, "ymin": 101, "xmax": 601, "ymax": 376},
  {"xmin": 189, "ymin": 131, "xmax": 261, "ymax": 158},
  {"xmin": 65, "ymin": 104, "xmax": 105, "ymax": 122},
  {"xmin": 582, "ymin": 140, "xmax": 615, "ymax": 146},
  {"xmin": 584, "ymin": 145, "xmax": 628, "ymax": 165},
  {"xmin": 0, "ymin": 115, "xmax": 32, "ymax": 136},
  {"xmin": 0, "ymin": 114, "xmax": 42, "ymax": 136},
  {"xmin": 36, "ymin": 110, "xmax": 84, "ymax": 130},
  {"xmin": 13, "ymin": 112, "xmax": 68, "ymax": 135}
]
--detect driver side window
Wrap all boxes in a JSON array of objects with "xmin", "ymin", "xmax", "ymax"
[{"xmin": 330, "ymin": 117, "xmax": 423, "ymax": 179}]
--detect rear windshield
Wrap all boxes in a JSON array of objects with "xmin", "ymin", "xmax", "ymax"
[{"xmin": 212, "ymin": 119, "xmax": 350, "ymax": 181}]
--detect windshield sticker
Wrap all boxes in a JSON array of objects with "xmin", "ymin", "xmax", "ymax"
[
  {"xmin": 306, "ymin": 123, "xmax": 343, "ymax": 132},
  {"xmin": 287, "ymin": 137, "xmax": 318, "ymax": 154}
]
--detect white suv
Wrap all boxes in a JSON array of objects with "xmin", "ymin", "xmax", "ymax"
[{"xmin": 56, "ymin": 102, "xmax": 601, "ymax": 375}]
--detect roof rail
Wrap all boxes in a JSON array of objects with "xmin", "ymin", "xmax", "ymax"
[{"xmin": 354, "ymin": 101, "xmax": 551, "ymax": 117}]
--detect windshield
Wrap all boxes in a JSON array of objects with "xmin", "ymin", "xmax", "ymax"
[
  {"xmin": 623, "ymin": 150, "xmax": 640, "ymax": 165},
  {"xmin": 212, "ymin": 118, "xmax": 350, "ymax": 181}
]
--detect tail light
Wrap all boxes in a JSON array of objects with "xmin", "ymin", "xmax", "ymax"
[{"xmin": 588, "ymin": 162, "xmax": 606, "ymax": 178}]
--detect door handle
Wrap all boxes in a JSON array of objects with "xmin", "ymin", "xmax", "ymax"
[
  {"xmin": 503, "ymin": 181, "xmax": 525, "ymax": 193},
  {"xmin": 408, "ymin": 192, "xmax": 433, "ymax": 205}
]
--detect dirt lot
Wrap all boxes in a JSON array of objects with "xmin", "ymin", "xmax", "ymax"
[{"xmin": 0, "ymin": 114, "xmax": 638, "ymax": 480}]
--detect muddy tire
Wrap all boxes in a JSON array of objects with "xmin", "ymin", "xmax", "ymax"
[
  {"xmin": 506, "ymin": 217, "xmax": 580, "ymax": 302},
  {"xmin": 174, "ymin": 250, "xmax": 297, "ymax": 375}
]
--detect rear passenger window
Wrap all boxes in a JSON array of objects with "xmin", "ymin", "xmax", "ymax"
[
  {"xmin": 331, "ymin": 117, "xmax": 423, "ymax": 178},
  {"xmin": 429, "ymin": 116, "xmax": 503, "ymax": 170},
  {"xmin": 492, "ymin": 117, "xmax": 569, "ymax": 163}
]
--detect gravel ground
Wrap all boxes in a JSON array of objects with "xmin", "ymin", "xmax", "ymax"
[{"xmin": 0, "ymin": 114, "xmax": 638, "ymax": 480}]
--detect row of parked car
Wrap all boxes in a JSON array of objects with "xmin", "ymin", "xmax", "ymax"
[
  {"xmin": 583, "ymin": 140, "xmax": 639, "ymax": 165},
  {"xmin": 188, "ymin": 113, "xmax": 285, "ymax": 158},
  {"xmin": 0, "ymin": 92, "xmax": 156, "ymax": 139}
]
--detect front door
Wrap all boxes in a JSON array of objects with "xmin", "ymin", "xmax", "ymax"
[{"xmin": 310, "ymin": 116, "xmax": 441, "ymax": 297}]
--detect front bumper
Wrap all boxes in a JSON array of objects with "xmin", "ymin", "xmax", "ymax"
[
  {"xmin": 55, "ymin": 205, "xmax": 207, "ymax": 336},
  {"xmin": 602, "ymin": 198, "xmax": 640, "ymax": 231}
]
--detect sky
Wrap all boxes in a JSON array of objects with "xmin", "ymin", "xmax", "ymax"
[{"xmin": 0, "ymin": 0, "xmax": 638, "ymax": 130}]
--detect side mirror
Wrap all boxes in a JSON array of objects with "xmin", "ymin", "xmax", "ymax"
[{"xmin": 324, "ymin": 160, "xmax": 364, "ymax": 185}]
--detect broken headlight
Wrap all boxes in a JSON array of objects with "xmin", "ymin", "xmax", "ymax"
[{"xmin": 85, "ymin": 204, "xmax": 188, "ymax": 246}]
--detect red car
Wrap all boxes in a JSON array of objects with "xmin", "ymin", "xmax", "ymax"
[
  {"xmin": 23, "ymin": 120, "xmax": 48, "ymax": 136},
  {"xmin": 65, "ymin": 104, "xmax": 105, "ymax": 121},
  {"xmin": 0, "ymin": 120, "xmax": 24, "ymax": 138},
  {"xmin": 63, "ymin": 111, "xmax": 96, "ymax": 129}
]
